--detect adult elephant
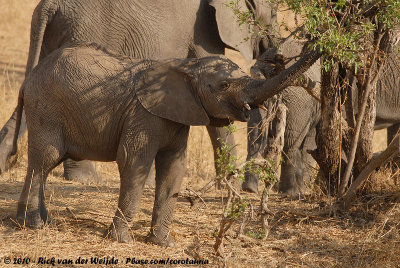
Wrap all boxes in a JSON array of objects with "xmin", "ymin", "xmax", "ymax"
[
  {"xmin": 243, "ymin": 38, "xmax": 321, "ymax": 194},
  {"xmin": 244, "ymin": 40, "xmax": 400, "ymax": 196},
  {"xmin": 0, "ymin": 0, "xmax": 279, "ymax": 179}
]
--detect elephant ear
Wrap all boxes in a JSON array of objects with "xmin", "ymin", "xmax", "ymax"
[
  {"xmin": 209, "ymin": 0, "xmax": 254, "ymax": 62},
  {"xmin": 252, "ymin": 0, "xmax": 278, "ymax": 31},
  {"xmin": 136, "ymin": 62, "xmax": 210, "ymax": 126}
]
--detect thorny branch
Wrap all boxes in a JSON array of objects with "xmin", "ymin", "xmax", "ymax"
[
  {"xmin": 182, "ymin": 156, "xmax": 277, "ymax": 257},
  {"xmin": 181, "ymin": 159, "xmax": 276, "ymax": 208}
]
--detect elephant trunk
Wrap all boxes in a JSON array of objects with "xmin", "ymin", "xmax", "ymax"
[{"xmin": 245, "ymin": 50, "xmax": 322, "ymax": 106}]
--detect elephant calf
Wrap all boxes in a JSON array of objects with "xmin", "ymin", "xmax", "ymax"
[{"xmin": 14, "ymin": 42, "xmax": 319, "ymax": 246}]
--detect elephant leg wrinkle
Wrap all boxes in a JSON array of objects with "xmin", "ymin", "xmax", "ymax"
[{"xmin": 146, "ymin": 134, "xmax": 188, "ymax": 247}]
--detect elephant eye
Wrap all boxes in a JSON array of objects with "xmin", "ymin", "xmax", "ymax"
[{"xmin": 207, "ymin": 81, "xmax": 228, "ymax": 92}]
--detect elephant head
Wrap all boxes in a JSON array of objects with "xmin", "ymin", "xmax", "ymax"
[
  {"xmin": 136, "ymin": 50, "xmax": 321, "ymax": 126},
  {"xmin": 209, "ymin": 0, "xmax": 279, "ymax": 62}
]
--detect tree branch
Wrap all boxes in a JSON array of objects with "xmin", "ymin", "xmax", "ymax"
[
  {"xmin": 338, "ymin": 29, "xmax": 385, "ymax": 196},
  {"xmin": 341, "ymin": 134, "xmax": 399, "ymax": 207}
]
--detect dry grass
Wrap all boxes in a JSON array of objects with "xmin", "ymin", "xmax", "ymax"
[{"xmin": 1, "ymin": 1, "xmax": 399, "ymax": 267}]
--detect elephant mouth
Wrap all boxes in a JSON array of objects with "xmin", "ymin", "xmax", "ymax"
[
  {"xmin": 214, "ymin": 102, "xmax": 251, "ymax": 122},
  {"xmin": 237, "ymin": 102, "xmax": 263, "ymax": 122},
  {"xmin": 239, "ymin": 106, "xmax": 251, "ymax": 121}
]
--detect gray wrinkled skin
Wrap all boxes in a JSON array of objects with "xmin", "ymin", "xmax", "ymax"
[
  {"xmin": 243, "ymin": 38, "xmax": 321, "ymax": 194},
  {"xmin": 0, "ymin": 0, "xmax": 278, "ymax": 178},
  {"xmin": 15, "ymin": 43, "xmax": 317, "ymax": 246}
]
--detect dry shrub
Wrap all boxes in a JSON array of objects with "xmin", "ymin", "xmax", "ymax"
[{"xmin": 362, "ymin": 166, "xmax": 400, "ymax": 195}]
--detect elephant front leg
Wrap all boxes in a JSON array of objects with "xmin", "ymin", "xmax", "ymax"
[
  {"xmin": 63, "ymin": 159, "xmax": 102, "ymax": 183},
  {"xmin": 104, "ymin": 150, "xmax": 154, "ymax": 243},
  {"xmin": 279, "ymin": 148, "xmax": 307, "ymax": 196},
  {"xmin": 146, "ymin": 145, "xmax": 187, "ymax": 247}
]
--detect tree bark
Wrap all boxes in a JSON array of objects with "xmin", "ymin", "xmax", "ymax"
[
  {"xmin": 264, "ymin": 100, "xmax": 287, "ymax": 171},
  {"xmin": 314, "ymin": 62, "xmax": 342, "ymax": 194},
  {"xmin": 354, "ymin": 83, "xmax": 376, "ymax": 177},
  {"xmin": 339, "ymin": 26, "xmax": 391, "ymax": 196}
]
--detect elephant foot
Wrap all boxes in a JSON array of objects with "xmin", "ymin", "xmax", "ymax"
[
  {"xmin": 279, "ymin": 188, "xmax": 301, "ymax": 197},
  {"xmin": 63, "ymin": 159, "xmax": 102, "ymax": 183},
  {"xmin": 242, "ymin": 172, "xmax": 259, "ymax": 193},
  {"xmin": 16, "ymin": 210, "xmax": 46, "ymax": 229},
  {"xmin": 103, "ymin": 223, "xmax": 133, "ymax": 243},
  {"xmin": 146, "ymin": 232, "xmax": 175, "ymax": 247},
  {"xmin": 278, "ymin": 183, "xmax": 304, "ymax": 197}
]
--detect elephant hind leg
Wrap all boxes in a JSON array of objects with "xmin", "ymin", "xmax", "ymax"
[
  {"xmin": 387, "ymin": 124, "xmax": 400, "ymax": 144},
  {"xmin": 16, "ymin": 132, "xmax": 65, "ymax": 228},
  {"xmin": 387, "ymin": 124, "xmax": 400, "ymax": 170}
]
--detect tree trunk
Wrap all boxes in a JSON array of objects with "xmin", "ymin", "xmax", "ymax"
[
  {"xmin": 314, "ymin": 62, "xmax": 342, "ymax": 194},
  {"xmin": 339, "ymin": 26, "xmax": 391, "ymax": 196},
  {"xmin": 354, "ymin": 83, "xmax": 376, "ymax": 177}
]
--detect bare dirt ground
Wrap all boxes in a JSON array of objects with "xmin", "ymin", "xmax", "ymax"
[{"xmin": 0, "ymin": 1, "xmax": 399, "ymax": 267}]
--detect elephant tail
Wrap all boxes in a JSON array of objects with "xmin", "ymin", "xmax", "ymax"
[
  {"xmin": 25, "ymin": 0, "xmax": 58, "ymax": 77},
  {"xmin": 11, "ymin": 83, "xmax": 25, "ymax": 156}
]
